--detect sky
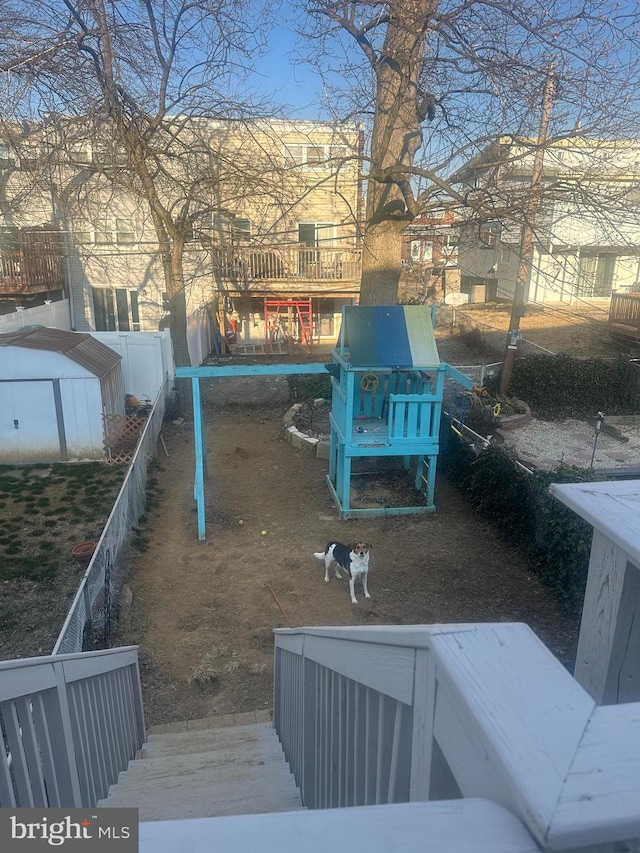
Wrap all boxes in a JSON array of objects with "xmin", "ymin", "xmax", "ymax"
[{"xmin": 247, "ymin": 15, "xmax": 330, "ymax": 120}]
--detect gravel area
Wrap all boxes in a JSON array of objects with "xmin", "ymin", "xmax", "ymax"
[{"xmin": 499, "ymin": 416, "xmax": 640, "ymax": 471}]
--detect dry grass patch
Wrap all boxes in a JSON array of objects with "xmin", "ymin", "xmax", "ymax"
[{"xmin": 0, "ymin": 462, "xmax": 126, "ymax": 659}]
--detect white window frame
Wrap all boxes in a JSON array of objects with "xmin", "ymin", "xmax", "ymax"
[
  {"xmin": 116, "ymin": 218, "xmax": 136, "ymax": 244},
  {"xmin": 284, "ymin": 143, "xmax": 348, "ymax": 170}
]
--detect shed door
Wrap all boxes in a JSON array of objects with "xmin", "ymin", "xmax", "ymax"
[{"xmin": 0, "ymin": 380, "xmax": 62, "ymax": 462}]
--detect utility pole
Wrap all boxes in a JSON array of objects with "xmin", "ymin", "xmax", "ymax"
[{"xmin": 499, "ymin": 68, "xmax": 555, "ymax": 397}]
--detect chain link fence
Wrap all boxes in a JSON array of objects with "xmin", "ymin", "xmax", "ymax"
[{"xmin": 52, "ymin": 377, "xmax": 170, "ymax": 655}]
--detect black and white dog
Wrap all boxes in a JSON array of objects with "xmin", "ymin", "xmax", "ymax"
[{"xmin": 313, "ymin": 541, "xmax": 371, "ymax": 605}]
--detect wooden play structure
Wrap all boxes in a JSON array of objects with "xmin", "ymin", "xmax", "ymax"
[
  {"xmin": 326, "ymin": 305, "xmax": 473, "ymax": 517},
  {"xmin": 177, "ymin": 304, "xmax": 473, "ymax": 537}
]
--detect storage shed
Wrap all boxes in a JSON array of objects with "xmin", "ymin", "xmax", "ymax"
[{"xmin": 0, "ymin": 327, "xmax": 125, "ymax": 462}]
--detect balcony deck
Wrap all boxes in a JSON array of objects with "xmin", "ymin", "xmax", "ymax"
[
  {"xmin": 210, "ymin": 245, "xmax": 362, "ymax": 294},
  {"xmin": 0, "ymin": 231, "xmax": 65, "ymax": 296}
]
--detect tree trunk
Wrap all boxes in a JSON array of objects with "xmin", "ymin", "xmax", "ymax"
[
  {"xmin": 360, "ymin": 221, "xmax": 406, "ymax": 305},
  {"xmin": 358, "ymin": 1, "xmax": 436, "ymax": 305},
  {"xmin": 157, "ymin": 234, "xmax": 193, "ymax": 413}
]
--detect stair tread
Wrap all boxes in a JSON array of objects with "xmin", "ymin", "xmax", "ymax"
[
  {"xmin": 99, "ymin": 720, "xmax": 302, "ymax": 820},
  {"xmin": 145, "ymin": 722, "xmax": 277, "ymax": 755},
  {"xmin": 99, "ymin": 772, "xmax": 303, "ymax": 820},
  {"xmin": 119, "ymin": 749, "xmax": 294, "ymax": 780},
  {"xmin": 100, "ymin": 787, "xmax": 303, "ymax": 821}
]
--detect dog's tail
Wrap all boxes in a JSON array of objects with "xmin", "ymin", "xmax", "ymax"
[{"xmin": 313, "ymin": 551, "xmax": 326, "ymax": 561}]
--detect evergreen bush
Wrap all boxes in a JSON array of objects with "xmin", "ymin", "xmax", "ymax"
[{"xmin": 439, "ymin": 417, "xmax": 605, "ymax": 615}]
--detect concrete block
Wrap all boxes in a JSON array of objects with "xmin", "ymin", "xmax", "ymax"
[{"xmin": 316, "ymin": 440, "xmax": 330, "ymax": 460}]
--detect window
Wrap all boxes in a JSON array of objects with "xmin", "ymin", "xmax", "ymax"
[
  {"xmin": 233, "ymin": 217, "xmax": 251, "ymax": 241},
  {"xmin": 73, "ymin": 224, "xmax": 93, "ymax": 244},
  {"xmin": 19, "ymin": 154, "xmax": 38, "ymax": 171},
  {"xmin": 500, "ymin": 246, "xmax": 510, "ymax": 264},
  {"xmin": 306, "ymin": 145, "xmax": 324, "ymax": 165},
  {"xmin": 93, "ymin": 287, "xmax": 141, "ymax": 331},
  {"xmin": 284, "ymin": 144, "xmax": 304, "ymax": 166},
  {"xmin": 202, "ymin": 212, "xmax": 250, "ymax": 242},
  {"xmin": 94, "ymin": 220, "xmax": 114, "ymax": 244},
  {"xmin": 69, "ymin": 145, "xmax": 91, "ymax": 165},
  {"xmin": 93, "ymin": 288, "xmax": 116, "ymax": 331},
  {"xmin": 284, "ymin": 143, "xmax": 347, "ymax": 169},
  {"xmin": 116, "ymin": 218, "xmax": 136, "ymax": 244},
  {"xmin": 0, "ymin": 143, "xmax": 14, "ymax": 170},
  {"xmin": 479, "ymin": 223, "xmax": 499, "ymax": 248},
  {"xmin": 579, "ymin": 254, "xmax": 616, "ymax": 297}
]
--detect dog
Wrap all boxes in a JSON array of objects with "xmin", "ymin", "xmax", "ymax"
[{"xmin": 313, "ymin": 541, "xmax": 371, "ymax": 605}]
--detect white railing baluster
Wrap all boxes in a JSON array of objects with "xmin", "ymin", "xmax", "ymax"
[
  {"xmin": 67, "ymin": 683, "xmax": 93, "ymax": 805},
  {"xmin": 14, "ymin": 697, "xmax": 47, "ymax": 807},
  {"xmin": 3, "ymin": 701, "xmax": 34, "ymax": 806},
  {"xmin": 30, "ymin": 692, "xmax": 62, "ymax": 806},
  {"xmin": 387, "ymin": 701, "xmax": 403, "ymax": 804}
]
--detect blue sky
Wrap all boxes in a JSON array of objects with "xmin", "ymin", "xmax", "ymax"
[{"xmin": 248, "ymin": 19, "xmax": 328, "ymax": 119}]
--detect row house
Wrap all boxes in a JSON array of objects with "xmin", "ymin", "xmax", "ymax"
[
  {"xmin": 0, "ymin": 118, "xmax": 363, "ymax": 347},
  {"xmin": 402, "ymin": 209, "xmax": 461, "ymax": 301},
  {"xmin": 453, "ymin": 136, "xmax": 640, "ymax": 303}
]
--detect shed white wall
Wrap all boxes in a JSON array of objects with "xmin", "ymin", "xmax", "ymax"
[
  {"xmin": 59, "ymin": 377, "xmax": 105, "ymax": 458},
  {"xmin": 0, "ymin": 346, "xmax": 121, "ymax": 461},
  {"xmin": 0, "ymin": 346, "xmax": 95, "ymax": 380}
]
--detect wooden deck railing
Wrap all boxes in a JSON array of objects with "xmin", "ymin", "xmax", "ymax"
[
  {"xmin": 608, "ymin": 291, "xmax": 640, "ymax": 342},
  {"xmin": 273, "ymin": 622, "xmax": 640, "ymax": 851},
  {"xmin": 0, "ymin": 646, "xmax": 145, "ymax": 807},
  {"xmin": 0, "ymin": 231, "xmax": 65, "ymax": 295},
  {"xmin": 210, "ymin": 245, "xmax": 361, "ymax": 285}
]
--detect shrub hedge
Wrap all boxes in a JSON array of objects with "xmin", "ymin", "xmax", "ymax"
[
  {"xmin": 439, "ymin": 418, "xmax": 604, "ymax": 616},
  {"xmin": 487, "ymin": 353, "xmax": 640, "ymax": 420}
]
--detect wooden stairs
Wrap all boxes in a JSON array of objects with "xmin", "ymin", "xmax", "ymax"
[{"xmin": 98, "ymin": 712, "xmax": 303, "ymax": 821}]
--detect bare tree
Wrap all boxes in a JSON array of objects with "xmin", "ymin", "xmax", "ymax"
[
  {"xmin": 0, "ymin": 0, "xmax": 274, "ymax": 383},
  {"xmin": 302, "ymin": 0, "xmax": 640, "ymax": 304}
]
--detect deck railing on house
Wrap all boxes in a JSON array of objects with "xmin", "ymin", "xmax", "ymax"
[
  {"xmin": 0, "ymin": 230, "xmax": 65, "ymax": 295},
  {"xmin": 608, "ymin": 291, "xmax": 640, "ymax": 342},
  {"xmin": 211, "ymin": 245, "xmax": 362, "ymax": 285},
  {"xmin": 273, "ymin": 622, "xmax": 640, "ymax": 851},
  {"xmin": 0, "ymin": 646, "xmax": 145, "ymax": 808}
]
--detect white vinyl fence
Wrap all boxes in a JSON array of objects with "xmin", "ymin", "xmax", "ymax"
[
  {"xmin": 91, "ymin": 329, "xmax": 174, "ymax": 401},
  {"xmin": 52, "ymin": 377, "xmax": 169, "ymax": 655},
  {"xmin": 187, "ymin": 303, "xmax": 218, "ymax": 365},
  {"xmin": 0, "ymin": 299, "xmax": 71, "ymax": 332}
]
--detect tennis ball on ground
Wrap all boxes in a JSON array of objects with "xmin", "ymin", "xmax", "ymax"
[{"xmin": 261, "ymin": 530, "xmax": 267, "ymax": 536}]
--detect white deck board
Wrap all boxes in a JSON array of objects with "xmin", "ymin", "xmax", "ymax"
[
  {"xmin": 139, "ymin": 799, "xmax": 542, "ymax": 853},
  {"xmin": 550, "ymin": 480, "xmax": 640, "ymax": 567},
  {"xmin": 549, "ymin": 703, "xmax": 640, "ymax": 849},
  {"xmin": 430, "ymin": 623, "xmax": 595, "ymax": 845}
]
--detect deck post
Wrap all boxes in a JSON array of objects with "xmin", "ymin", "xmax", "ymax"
[{"xmin": 550, "ymin": 479, "xmax": 640, "ymax": 703}]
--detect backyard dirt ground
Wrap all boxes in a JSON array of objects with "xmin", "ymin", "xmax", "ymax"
[{"xmin": 114, "ymin": 299, "xmax": 620, "ymax": 727}]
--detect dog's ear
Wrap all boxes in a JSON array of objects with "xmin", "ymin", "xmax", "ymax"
[{"xmin": 366, "ymin": 542, "xmax": 373, "ymax": 549}]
